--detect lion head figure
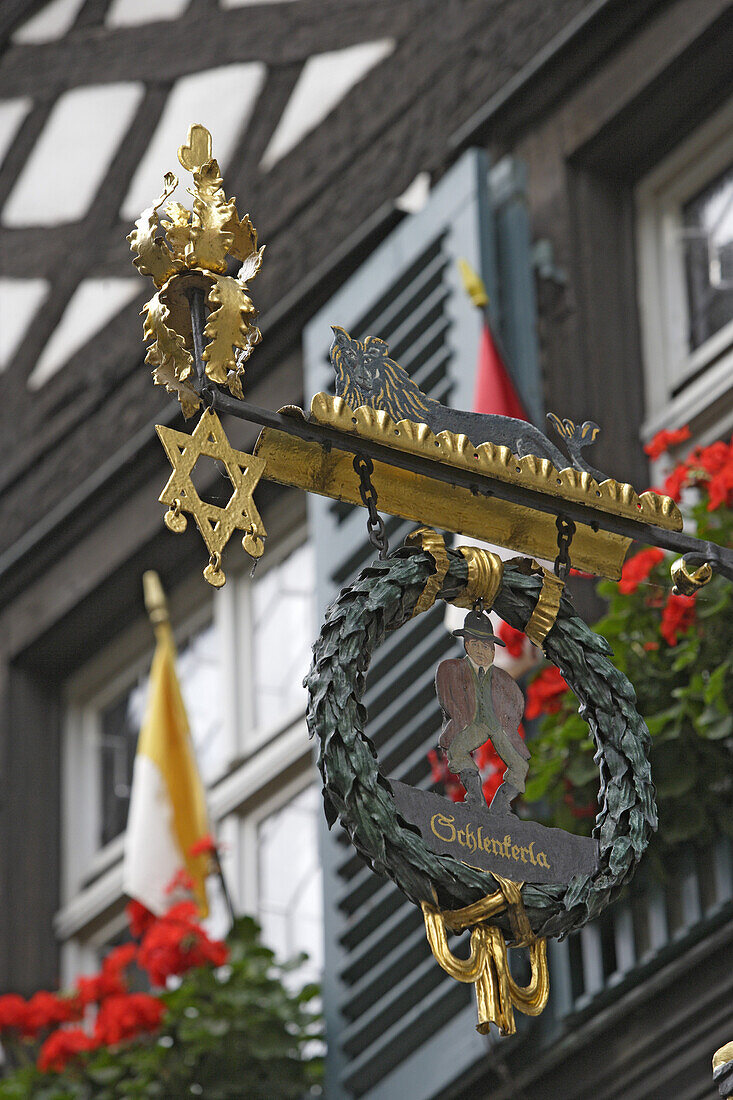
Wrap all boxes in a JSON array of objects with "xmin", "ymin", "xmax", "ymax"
[{"xmin": 329, "ymin": 326, "xmax": 432, "ymax": 423}]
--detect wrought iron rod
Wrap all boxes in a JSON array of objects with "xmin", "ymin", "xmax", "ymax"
[
  {"xmin": 206, "ymin": 388, "xmax": 733, "ymax": 581},
  {"xmin": 185, "ymin": 301, "xmax": 733, "ymax": 582},
  {"xmin": 186, "ymin": 287, "xmax": 208, "ymax": 390}
]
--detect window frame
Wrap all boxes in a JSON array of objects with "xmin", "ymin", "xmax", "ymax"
[
  {"xmin": 636, "ymin": 97, "xmax": 733, "ymax": 442},
  {"xmin": 57, "ymin": 531, "xmax": 321, "ymax": 988}
]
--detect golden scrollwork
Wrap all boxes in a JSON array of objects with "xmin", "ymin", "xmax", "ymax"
[
  {"xmin": 452, "ymin": 545, "xmax": 504, "ymax": 609},
  {"xmin": 422, "ymin": 874, "xmax": 549, "ymax": 1035},
  {"xmin": 129, "ymin": 124, "xmax": 264, "ymax": 416},
  {"xmin": 157, "ymin": 408, "xmax": 267, "ymax": 587},
  {"xmin": 524, "ymin": 564, "xmax": 565, "ymax": 647},
  {"xmin": 405, "ymin": 527, "xmax": 451, "ymax": 616},
  {"xmin": 671, "ymin": 556, "xmax": 714, "ymax": 596}
]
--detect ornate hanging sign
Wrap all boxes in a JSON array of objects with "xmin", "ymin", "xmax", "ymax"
[{"xmin": 130, "ymin": 124, "xmax": 733, "ymax": 1036}]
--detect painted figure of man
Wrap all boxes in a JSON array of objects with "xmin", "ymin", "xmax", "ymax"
[{"xmin": 435, "ymin": 610, "xmax": 529, "ymax": 812}]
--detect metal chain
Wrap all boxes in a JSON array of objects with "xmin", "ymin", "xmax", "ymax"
[
  {"xmin": 554, "ymin": 515, "xmax": 576, "ymax": 581},
  {"xmin": 353, "ymin": 454, "xmax": 389, "ymax": 559}
]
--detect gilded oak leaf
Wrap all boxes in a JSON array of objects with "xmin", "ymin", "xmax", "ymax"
[
  {"xmin": 203, "ymin": 274, "xmax": 258, "ymax": 385},
  {"xmin": 143, "ymin": 291, "xmax": 199, "ymax": 417},
  {"xmin": 230, "ymin": 212, "xmax": 259, "ymax": 262},
  {"xmin": 128, "ymin": 173, "xmax": 181, "ymax": 288},
  {"xmin": 189, "ymin": 160, "xmax": 235, "ymax": 273},
  {"xmin": 162, "ymin": 201, "xmax": 192, "ymax": 258}
]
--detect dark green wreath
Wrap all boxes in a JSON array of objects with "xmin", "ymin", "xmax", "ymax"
[{"xmin": 305, "ymin": 546, "xmax": 658, "ymax": 939}]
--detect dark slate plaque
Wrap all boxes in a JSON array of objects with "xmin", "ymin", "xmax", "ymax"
[{"xmin": 391, "ymin": 781, "xmax": 599, "ymax": 885}]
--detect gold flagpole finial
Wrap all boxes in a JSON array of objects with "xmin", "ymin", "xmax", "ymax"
[
  {"xmin": 143, "ymin": 570, "xmax": 169, "ymax": 627},
  {"xmin": 457, "ymin": 258, "xmax": 489, "ymax": 309}
]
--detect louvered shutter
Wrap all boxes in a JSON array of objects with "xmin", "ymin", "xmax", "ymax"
[{"xmin": 304, "ymin": 149, "xmax": 540, "ymax": 1099}]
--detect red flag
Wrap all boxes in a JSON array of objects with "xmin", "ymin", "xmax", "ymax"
[{"xmin": 473, "ymin": 320, "xmax": 527, "ymax": 420}]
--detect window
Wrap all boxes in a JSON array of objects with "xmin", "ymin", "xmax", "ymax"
[
  {"xmin": 636, "ymin": 99, "xmax": 733, "ymax": 441},
  {"xmin": 249, "ymin": 540, "xmax": 316, "ymax": 737},
  {"xmin": 58, "ymin": 536, "xmax": 321, "ymax": 988},
  {"xmin": 256, "ymin": 784, "xmax": 324, "ymax": 985}
]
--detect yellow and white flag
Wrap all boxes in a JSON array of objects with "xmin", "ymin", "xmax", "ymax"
[{"xmin": 123, "ymin": 571, "xmax": 210, "ymax": 916}]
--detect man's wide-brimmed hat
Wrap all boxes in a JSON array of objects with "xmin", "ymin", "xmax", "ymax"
[{"xmin": 452, "ymin": 610, "xmax": 505, "ymax": 645}]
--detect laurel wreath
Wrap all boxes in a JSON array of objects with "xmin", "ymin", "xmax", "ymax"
[{"xmin": 305, "ymin": 547, "xmax": 657, "ymax": 939}]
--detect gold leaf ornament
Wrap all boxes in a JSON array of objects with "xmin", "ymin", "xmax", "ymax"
[
  {"xmin": 142, "ymin": 291, "xmax": 199, "ymax": 417},
  {"xmin": 130, "ymin": 123, "xmax": 265, "ymax": 414},
  {"xmin": 127, "ymin": 173, "xmax": 182, "ymax": 288},
  {"xmin": 204, "ymin": 274, "xmax": 258, "ymax": 386},
  {"xmin": 177, "ymin": 122, "xmax": 212, "ymax": 171},
  {"xmin": 189, "ymin": 160, "xmax": 236, "ymax": 273}
]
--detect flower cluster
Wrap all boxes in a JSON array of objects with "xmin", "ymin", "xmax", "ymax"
[
  {"xmin": 525, "ymin": 667, "xmax": 569, "ymax": 719},
  {"xmin": 660, "ymin": 591, "xmax": 697, "ymax": 647},
  {"xmin": 647, "ymin": 427, "xmax": 733, "ymax": 511},
  {"xmin": 520, "ymin": 422, "xmax": 733, "ymax": 852},
  {"xmin": 0, "ymin": 991, "xmax": 81, "ymax": 1039},
  {"xmin": 138, "ymin": 900, "xmax": 228, "ymax": 987},
  {"xmin": 643, "ymin": 425, "xmax": 691, "ymax": 461},
  {"xmin": 0, "ymin": 864, "xmax": 228, "ymax": 1077},
  {"xmin": 618, "ymin": 546, "xmax": 665, "ymax": 595},
  {"xmin": 496, "ymin": 620, "xmax": 526, "ymax": 657},
  {"xmin": 94, "ymin": 993, "xmax": 165, "ymax": 1046},
  {"xmin": 37, "ymin": 1029, "xmax": 96, "ymax": 1074}
]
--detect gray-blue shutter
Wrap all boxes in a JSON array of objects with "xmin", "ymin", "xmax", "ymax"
[{"xmin": 303, "ymin": 148, "xmax": 540, "ymax": 1099}]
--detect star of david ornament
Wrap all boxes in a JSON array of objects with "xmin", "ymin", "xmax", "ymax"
[{"xmin": 156, "ymin": 408, "xmax": 266, "ymax": 587}]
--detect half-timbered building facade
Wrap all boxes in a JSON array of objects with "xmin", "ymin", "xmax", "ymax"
[{"xmin": 0, "ymin": 1, "xmax": 731, "ymax": 1096}]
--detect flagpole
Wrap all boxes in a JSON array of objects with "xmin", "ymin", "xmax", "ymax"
[{"xmin": 142, "ymin": 570, "xmax": 236, "ymax": 926}]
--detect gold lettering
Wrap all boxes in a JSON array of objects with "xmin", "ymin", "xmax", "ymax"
[
  {"xmin": 457, "ymin": 827, "xmax": 466, "ymax": 847},
  {"xmin": 528, "ymin": 842, "xmax": 536, "ymax": 866},
  {"xmin": 503, "ymin": 835, "xmax": 512, "ymax": 858},
  {"xmin": 431, "ymin": 814, "xmax": 456, "ymax": 843},
  {"xmin": 477, "ymin": 826, "xmax": 483, "ymax": 849},
  {"xmin": 490, "ymin": 838, "xmax": 500, "ymax": 855},
  {"xmin": 465, "ymin": 824, "xmax": 476, "ymax": 853},
  {"xmin": 511, "ymin": 845, "xmax": 520, "ymax": 860},
  {"xmin": 520, "ymin": 847, "xmax": 528, "ymax": 863},
  {"xmin": 537, "ymin": 851, "xmax": 550, "ymax": 869}
]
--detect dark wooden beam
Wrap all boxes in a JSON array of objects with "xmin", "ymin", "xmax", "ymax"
[
  {"xmin": 0, "ymin": 0, "xmax": 47, "ymax": 47},
  {"xmin": 0, "ymin": 0, "xmax": 416, "ymax": 97}
]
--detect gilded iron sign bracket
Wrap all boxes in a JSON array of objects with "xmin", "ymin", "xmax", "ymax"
[{"xmin": 183, "ymin": 359, "xmax": 732, "ymax": 585}]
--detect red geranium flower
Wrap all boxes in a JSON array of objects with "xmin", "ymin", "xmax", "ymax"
[
  {"xmin": 126, "ymin": 900, "xmax": 155, "ymax": 939},
  {"xmin": 190, "ymin": 833, "xmax": 218, "ymax": 859},
  {"xmin": 138, "ymin": 901, "xmax": 228, "ymax": 987},
  {"xmin": 525, "ymin": 667, "xmax": 569, "ymax": 719},
  {"xmin": 497, "ymin": 621, "xmax": 526, "ymax": 657},
  {"xmin": 0, "ymin": 994, "xmax": 27, "ymax": 1033},
  {"xmin": 94, "ymin": 993, "xmax": 165, "ymax": 1046},
  {"xmin": 663, "ymin": 463, "xmax": 690, "ymax": 501},
  {"xmin": 164, "ymin": 868, "xmax": 196, "ymax": 896},
  {"xmin": 618, "ymin": 547, "xmax": 665, "ymax": 595},
  {"xmin": 644, "ymin": 426, "xmax": 691, "ymax": 460},
  {"xmin": 691, "ymin": 440, "xmax": 730, "ymax": 476},
  {"xmin": 482, "ymin": 770, "xmax": 504, "ymax": 806},
  {"xmin": 660, "ymin": 592, "xmax": 697, "ymax": 646},
  {"xmin": 427, "ymin": 748, "xmax": 465, "ymax": 802},
  {"xmin": 104, "ymin": 943, "xmax": 138, "ymax": 974},
  {"xmin": 707, "ymin": 459, "xmax": 733, "ymax": 511},
  {"xmin": 76, "ymin": 970, "xmax": 125, "ymax": 1007},
  {"xmin": 76, "ymin": 944, "xmax": 136, "ymax": 1007},
  {"xmin": 22, "ymin": 991, "xmax": 81, "ymax": 1037},
  {"xmin": 37, "ymin": 1028, "xmax": 97, "ymax": 1073}
]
